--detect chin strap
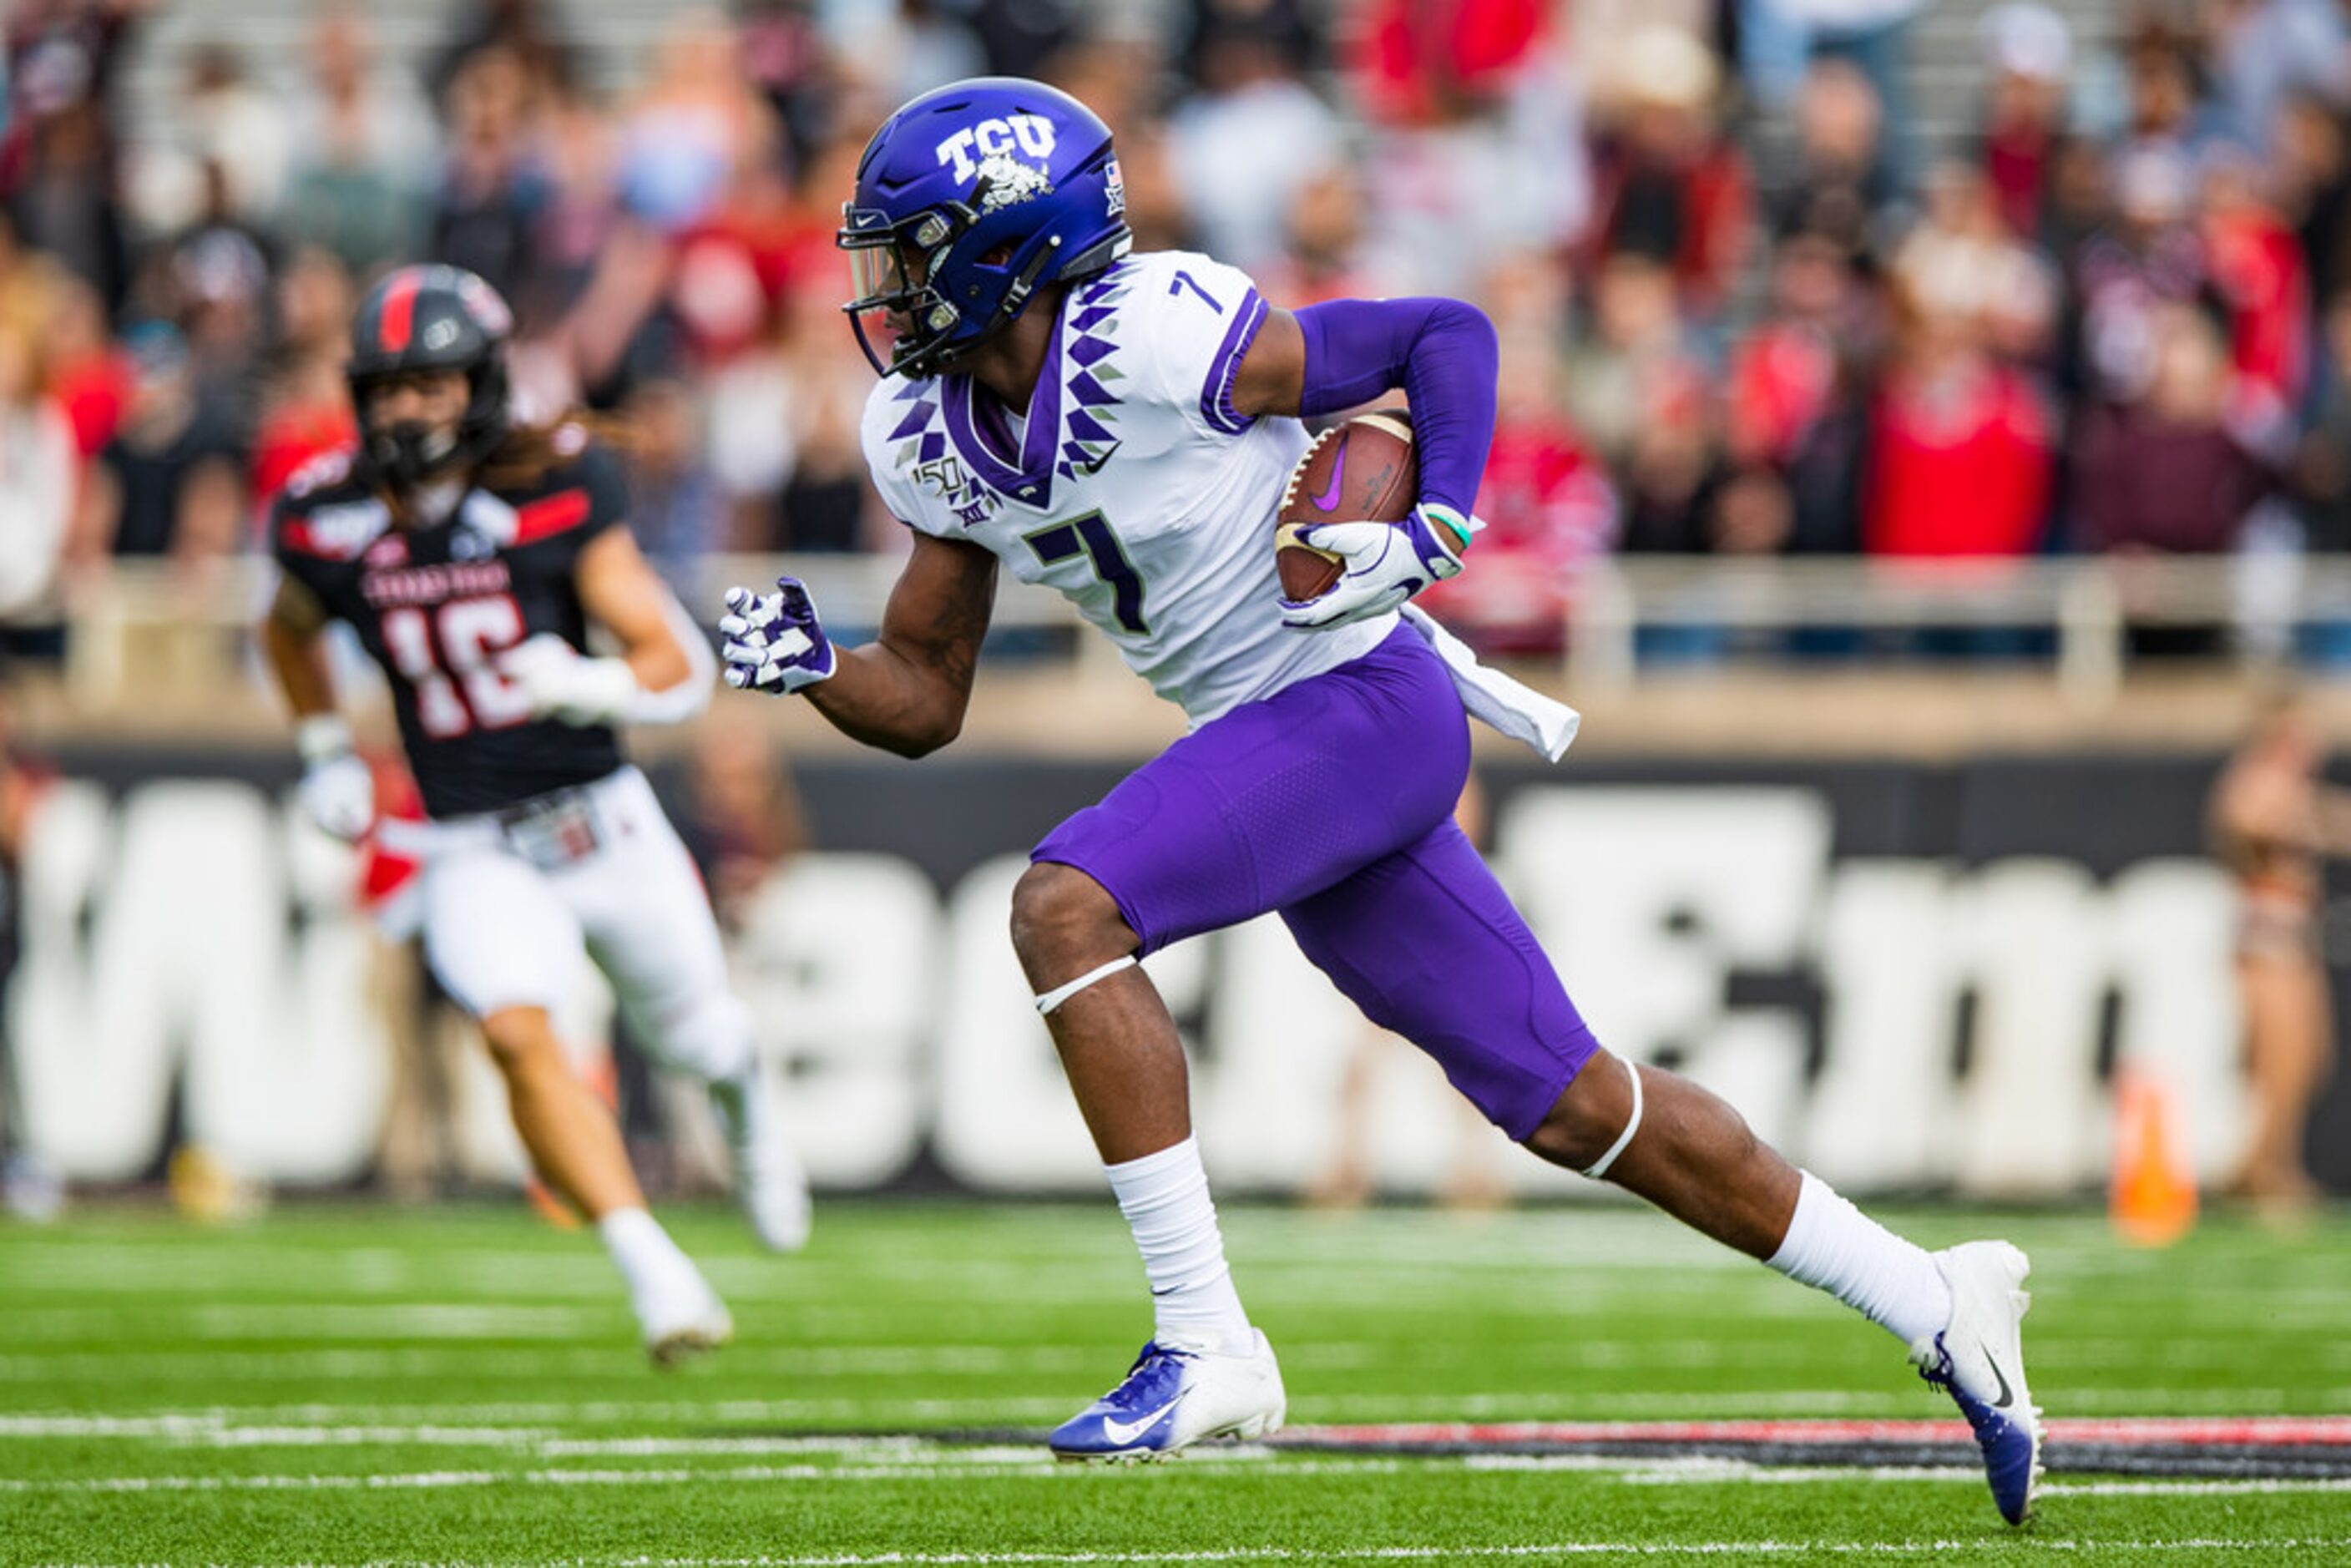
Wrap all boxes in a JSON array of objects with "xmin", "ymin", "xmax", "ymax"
[
  {"xmin": 1580, "ymin": 1055, "xmax": 1646, "ymax": 1181},
  {"xmin": 1034, "ymin": 953, "xmax": 1138, "ymax": 1016}
]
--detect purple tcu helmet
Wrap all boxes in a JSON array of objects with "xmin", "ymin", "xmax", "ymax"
[{"xmin": 838, "ymin": 77, "xmax": 1130, "ymax": 379}]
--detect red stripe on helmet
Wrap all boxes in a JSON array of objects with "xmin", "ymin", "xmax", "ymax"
[{"xmin": 377, "ymin": 271, "xmax": 422, "ymax": 354}]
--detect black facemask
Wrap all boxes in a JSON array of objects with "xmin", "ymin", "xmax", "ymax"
[{"xmin": 371, "ymin": 420, "xmax": 464, "ymax": 489}]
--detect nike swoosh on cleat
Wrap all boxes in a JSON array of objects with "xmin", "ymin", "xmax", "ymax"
[
  {"xmin": 1099, "ymin": 1393, "xmax": 1186, "ymax": 1447},
  {"xmin": 1979, "ymin": 1340, "xmax": 2015, "ymax": 1409},
  {"xmin": 1310, "ymin": 437, "xmax": 1348, "ymax": 512}
]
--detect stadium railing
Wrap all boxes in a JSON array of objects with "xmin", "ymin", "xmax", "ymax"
[{"xmin": 42, "ymin": 552, "xmax": 2351, "ymax": 712}]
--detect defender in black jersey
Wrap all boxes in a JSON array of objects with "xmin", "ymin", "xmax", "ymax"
[{"xmin": 260, "ymin": 266, "xmax": 808, "ymax": 1363}]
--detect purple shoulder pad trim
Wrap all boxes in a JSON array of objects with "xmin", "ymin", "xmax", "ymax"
[{"xmin": 1200, "ymin": 287, "xmax": 1269, "ymax": 435}]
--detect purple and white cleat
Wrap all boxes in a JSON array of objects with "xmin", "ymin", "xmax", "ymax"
[
  {"xmin": 1049, "ymin": 1328, "xmax": 1287, "ymax": 1461},
  {"xmin": 1912, "ymin": 1240, "xmax": 2044, "ymax": 1525}
]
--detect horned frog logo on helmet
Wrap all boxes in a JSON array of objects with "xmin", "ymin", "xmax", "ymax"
[{"xmin": 976, "ymin": 153, "xmax": 1054, "ymax": 213}]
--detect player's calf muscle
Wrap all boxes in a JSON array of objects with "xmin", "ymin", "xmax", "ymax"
[{"xmin": 1529, "ymin": 1060, "xmax": 1799, "ymax": 1259}]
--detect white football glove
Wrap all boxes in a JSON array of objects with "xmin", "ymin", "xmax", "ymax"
[
  {"xmin": 500, "ymin": 633, "xmax": 640, "ymax": 727},
  {"xmin": 1281, "ymin": 502, "xmax": 1481, "ymax": 631},
  {"xmin": 296, "ymin": 716, "xmax": 374, "ymax": 843},
  {"xmin": 720, "ymin": 578, "xmax": 837, "ymax": 695}
]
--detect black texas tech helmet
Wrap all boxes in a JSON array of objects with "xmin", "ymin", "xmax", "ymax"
[{"xmin": 346, "ymin": 264, "xmax": 515, "ymax": 488}]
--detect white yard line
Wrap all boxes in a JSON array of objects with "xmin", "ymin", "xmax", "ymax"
[
  {"xmin": 11, "ymin": 1386, "xmax": 2348, "ymax": 1429},
  {"xmin": 8, "ymin": 1451, "xmax": 2351, "ymax": 1500},
  {"xmin": 0, "ymin": 1459, "xmax": 1409, "ymax": 1493},
  {"xmin": 0, "ymin": 1343, "xmax": 1396, "ymax": 1383}
]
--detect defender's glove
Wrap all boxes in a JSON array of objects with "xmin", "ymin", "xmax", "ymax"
[
  {"xmin": 720, "ymin": 578, "xmax": 837, "ymax": 695},
  {"xmin": 1280, "ymin": 502, "xmax": 1481, "ymax": 631},
  {"xmin": 296, "ymin": 716, "xmax": 374, "ymax": 843},
  {"xmin": 501, "ymin": 633, "xmax": 639, "ymax": 727}
]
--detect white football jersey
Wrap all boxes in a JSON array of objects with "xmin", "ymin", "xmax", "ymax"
[{"xmin": 860, "ymin": 250, "xmax": 1395, "ymax": 723}]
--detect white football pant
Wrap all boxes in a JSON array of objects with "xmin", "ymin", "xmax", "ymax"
[{"xmin": 414, "ymin": 766, "xmax": 756, "ymax": 1083}]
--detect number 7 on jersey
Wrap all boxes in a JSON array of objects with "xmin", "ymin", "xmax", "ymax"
[{"xmin": 1024, "ymin": 511, "xmax": 1148, "ymax": 635}]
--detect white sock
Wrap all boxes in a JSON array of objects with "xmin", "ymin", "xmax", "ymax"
[
  {"xmin": 597, "ymin": 1206, "xmax": 699, "ymax": 1300},
  {"xmin": 1765, "ymin": 1171, "xmax": 1953, "ymax": 1350},
  {"xmin": 1104, "ymin": 1136, "xmax": 1254, "ymax": 1355}
]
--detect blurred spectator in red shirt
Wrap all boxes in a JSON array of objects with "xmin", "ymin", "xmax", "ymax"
[
  {"xmin": 1587, "ymin": 28, "xmax": 1750, "ymax": 317},
  {"xmin": 1976, "ymin": 3, "xmax": 2074, "ymax": 243},
  {"xmin": 1421, "ymin": 308, "xmax": 1616, "ymax": 654},
  {"xmin": 1352, "ymin": 0, "xmax": 1545, "ymax": 126},
  {"xmin": 1724, "ymin": 231, "xmax": 1881, "ymax": 554},
  {"xmin": 1351, "ymin": 0, "xmax": 1584, "ymax": 297},
  {"xmin": 1866, "ymin": 260, "xmax": 2054, "ymax": 558},
  {"xmin": 86, "ymin": 321, "xmax": 242, "ymax": 577},
  {"xmin": 2200, "ymin": 145, "xmax": 2311, "ymax": 437},
  {"xmin": 26, "ymin": 260, "xmax": 130, "ymax": 463},
  {"xmin": 250, "ymin": 245, "xmax": 359, "ymax": 513}
]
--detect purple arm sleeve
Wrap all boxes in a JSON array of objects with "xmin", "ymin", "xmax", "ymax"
[{"xmin": 1295, "ymin": 296, "xmax": 1499, "ymax": 517}]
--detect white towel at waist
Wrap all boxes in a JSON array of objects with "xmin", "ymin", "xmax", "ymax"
[{"xmin": 1400, "ymin": 604, "xmax": 1580, "ymax": 762}]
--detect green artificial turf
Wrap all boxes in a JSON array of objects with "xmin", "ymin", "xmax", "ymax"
[{"xmin": 1, "ymin": 1199, "xmax": 2344, "ymax": 1565}]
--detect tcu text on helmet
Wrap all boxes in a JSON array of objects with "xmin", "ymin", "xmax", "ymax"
[{"xmin": 934, "ymin": 114, "xmax": 1057, "ymax": 184}]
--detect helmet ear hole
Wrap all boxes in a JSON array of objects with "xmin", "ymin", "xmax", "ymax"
[{"xmin": 979, "ymin": 241, "xmax": 1015, "ymax": 266}]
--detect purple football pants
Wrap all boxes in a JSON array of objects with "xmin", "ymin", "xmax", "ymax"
[{"xmin": 1032, "ymin": 625, "xmax": 1598, "ymax": 1141}]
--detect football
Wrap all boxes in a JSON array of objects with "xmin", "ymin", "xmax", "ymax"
[{"xmin": 1276, "ymin": 408, "xmax": 1418, "ymax": 602}]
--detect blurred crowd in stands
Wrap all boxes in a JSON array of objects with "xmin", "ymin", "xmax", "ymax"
[{"xmin": 9, "ymin": 0, "xmax": 2351, "ymax": 660}]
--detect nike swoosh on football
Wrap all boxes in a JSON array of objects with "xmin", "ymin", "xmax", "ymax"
[
  {"xmin": 1979, "ymin": 1340, "xmax": 2015, "ymax": 1409},
  {"xmin": 1099, "ymin": 1393, "xmax": 1186, "ymax": 1446},
  {"xmin": 1310, "ymin": 435, "xmax": 1349, "ymax": 512}
]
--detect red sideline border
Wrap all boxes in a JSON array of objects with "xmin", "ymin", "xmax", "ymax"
[{"xmin": 1271, "ymin": 1417, "xmax": 2351, "ymax": 1449}]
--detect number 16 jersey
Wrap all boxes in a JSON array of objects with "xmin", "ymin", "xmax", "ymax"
[
  {"xmin": 270, "ymin": 436, "xmax": 627, "ymax": 818},
  {"xmin": 859, "ymin": 250, "xmax": 1394, "ymax": 726}
]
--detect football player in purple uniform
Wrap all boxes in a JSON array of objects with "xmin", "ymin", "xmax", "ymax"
[
  {"xmin": 263, "ymin": 266, "xmax": 808, "ymax": 1363},
  {"xmin": 720, "ymin": 81, "xmax": 2042, "ymax": 1520}
]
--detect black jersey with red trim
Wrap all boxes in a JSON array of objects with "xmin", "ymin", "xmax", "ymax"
[{"xmin": 271, "ymin": 438, "xmax": 627, "ymax": 819}]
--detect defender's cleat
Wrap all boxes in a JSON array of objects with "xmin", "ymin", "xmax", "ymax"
[
  {"xmin": 710, "ymin": 1071, "xmax": 811, "ymax": 1254},
  {"xmin": 1912, "ymin": 1240, "xmax": 2042, "ymax": 1525},
  {"xmin": 636, "ymin": 1272, "xmax": 734, "ymax": 1369},
  {"xmin": 1049, "ymin": 1329, "xmax": 1286, "ymax": 1460}
]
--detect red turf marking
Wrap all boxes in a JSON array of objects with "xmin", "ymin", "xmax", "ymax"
[
  {"xmin": 377, "ymin": 273, "xmax": 422, "ymax": 354},
  {"xmin": 511, "ymin": 489, "xmax": 592, "ymax": 545},
  {"xmin": 1282, "ymin": 1417, "xmax": 2351, "ymax": 1449}
]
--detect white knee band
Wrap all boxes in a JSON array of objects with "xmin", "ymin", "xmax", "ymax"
[
  {"xmin": 1034, "ymin": 954, "xmax": 1139, "ymax": 1016},
  {"xmin": 1580, "ymin": 1056, "xmax": 1646, "ymax": 1181}
]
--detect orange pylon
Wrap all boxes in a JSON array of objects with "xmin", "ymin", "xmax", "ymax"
[{"xmin": 2111, "ymin": 1065, "xmax": 2198, "ymax": 1247}]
